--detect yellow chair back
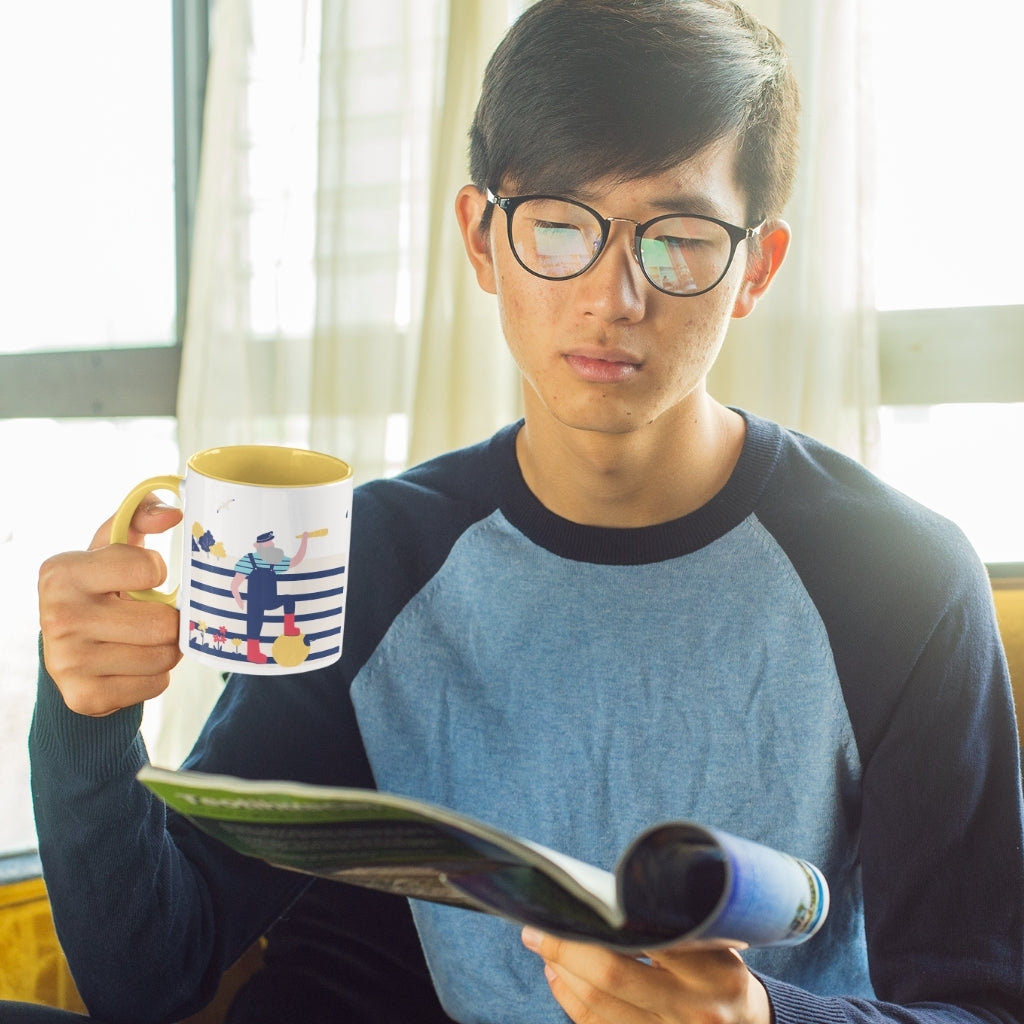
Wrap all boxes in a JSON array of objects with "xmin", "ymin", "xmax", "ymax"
[{"xmin": 991, "ymin": 566, "xmax": 1024, "ymax": 737}]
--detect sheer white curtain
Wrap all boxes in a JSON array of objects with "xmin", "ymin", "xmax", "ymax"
[
  {"xmin": 150, "ymin": 0, "xmax": 522, "ymax": 766},
  {"xmin": 177, "ymin": 0, "xmax": 520, "ymax": 479},
  {"xmin": 709, "ymin": 0, "xmax": 879, "ymax": 463},
  {"xmin": 308, "ymin": 0, "xmax": 522, "ymax": 471}
]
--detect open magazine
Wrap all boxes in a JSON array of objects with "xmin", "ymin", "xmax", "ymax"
[{"xmin": 138, "ymin": 765, "xmax": 829, "ymax": 953}]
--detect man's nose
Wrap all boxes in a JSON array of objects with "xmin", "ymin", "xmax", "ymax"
[{"xmin": 576, "ymin": 219, "xmax": 648, "ymax": 321}]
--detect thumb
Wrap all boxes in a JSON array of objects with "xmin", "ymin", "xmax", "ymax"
[{"xmin": 90, "ymin": 496, "xmax": 183, "ymax": 550}]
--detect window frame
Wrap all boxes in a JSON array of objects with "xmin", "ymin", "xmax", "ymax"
[{"xmin": 879, "ymin": 305, "xmax": 1024, "ymax": 406}]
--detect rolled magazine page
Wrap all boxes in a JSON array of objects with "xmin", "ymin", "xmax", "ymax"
[{"xmin": 618, "ymin": 823, "xmax": 828, "ymax": 947}]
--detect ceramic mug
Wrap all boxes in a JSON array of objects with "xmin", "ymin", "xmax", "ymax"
[{"xmin": 110, "ymin": 445, "xmax": 353, "ymax": 675}]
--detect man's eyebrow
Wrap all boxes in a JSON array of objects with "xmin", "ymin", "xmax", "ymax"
[
  {"xmin": 652, "ymin": 195, "xmax": 731, "ymax": 218},
  {"xmin": 572, "ymin": 188, "xmax": 732, "ymax": 219}
]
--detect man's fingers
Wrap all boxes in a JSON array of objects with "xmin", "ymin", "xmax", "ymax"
[
  {"xmin": 41, "ymin": 544, "xmax": 171, "ymax": 602},
  {"xmin": 39, "ymin": 588, "xmax": 182, "ymax": 717},
  {"xmin": 521, "ymin": 928, "xmax": 767, "ymax": 1024},
  {"xmin": 41, "ymin": 587, "xmax": 179, "ymax": 650},
  {"xmin": 38, "ymin": 539, "xmax": 183, "ymax": 717},
  {"xmin": 523, "ymin": 930, "xmax": 652, "ymax": 1023},
  {"xmin": 90, "ymin": 496, "xmax": 182, "ymax": 550},
  {"xmin": 41, "ymin": 634, "xmax": 181, "ymax": 718},
  {"xmin": 50, "ymin": 663, "xmax": 180, "ymax": 718}
]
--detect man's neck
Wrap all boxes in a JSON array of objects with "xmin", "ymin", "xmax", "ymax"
[{"xmin": 515, "ymin": 394, "xmax": 745, "ymax": 528}]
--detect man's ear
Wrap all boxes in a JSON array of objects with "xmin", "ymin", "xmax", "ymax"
[
  {"xmin": 455, "ymin": 185, "xmax": 497, "ymax": 295},
  {"xmin": 731, "ymin": 219, "xmax": 790, "ymax": 319}
]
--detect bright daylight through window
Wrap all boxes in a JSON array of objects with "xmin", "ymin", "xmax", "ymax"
[
  {"xmin": 871, "ymin": 0, "xmax": 1024, "ymax": 564},
  {"xmin": 0, "ymin": 3, "xmax": 179, "ymax": 852}
]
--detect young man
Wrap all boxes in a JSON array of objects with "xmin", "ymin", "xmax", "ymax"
[{"xmin": 27, "ymin": 1, "xmax": 1024, "ymax": 1023}]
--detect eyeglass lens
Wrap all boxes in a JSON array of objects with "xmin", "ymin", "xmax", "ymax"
[{"xmin": 507, "ymin": 197, "xmax": 736, "ymax": 296}]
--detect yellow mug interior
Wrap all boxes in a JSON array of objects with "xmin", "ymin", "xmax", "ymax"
[{"xmin": 188, "ymin": 446, "xmax": 352, "ymax": 487}]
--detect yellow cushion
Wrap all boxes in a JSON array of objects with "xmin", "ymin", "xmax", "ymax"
[{"xmin": 0, "ymin": 875, "xmax": 85, "ymax": 1011}]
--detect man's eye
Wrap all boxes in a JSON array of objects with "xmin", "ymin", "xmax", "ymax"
[{"xmin": 659, "ymin": 234, "xmax": 704, "ymax": 250}]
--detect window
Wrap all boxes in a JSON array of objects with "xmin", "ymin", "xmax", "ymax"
[
  {"xmin": 871, "ymin": 0, "xmax": 1024, "ymax": 564},
  {"xmin": 0, "ymin": 2, "xmax": 208, "ymax": 853}
]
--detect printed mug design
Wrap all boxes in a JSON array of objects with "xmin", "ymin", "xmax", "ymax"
[
  {"xmin": 186, "ymin": 519, "xmax": 347, "ymax": 669},
  {"xmin": 110, "ymin": 445, "xmax": 353, "ymax": 677}
]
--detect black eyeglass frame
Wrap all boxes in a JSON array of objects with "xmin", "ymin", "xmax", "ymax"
[{"xmin": 486, "ymin": 188, "xmax": 763, "ymax": 298}]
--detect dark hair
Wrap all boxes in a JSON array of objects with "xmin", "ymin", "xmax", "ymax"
[{"xmin": 469, "ymin": 0, "xmax": 799, "ymax": 225}]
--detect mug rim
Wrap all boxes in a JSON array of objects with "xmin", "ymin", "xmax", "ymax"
[{"xmin": 187, "ymin": 445, "xmax": 353, "ymax": 488}]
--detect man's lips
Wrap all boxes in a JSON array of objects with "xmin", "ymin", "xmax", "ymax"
[{"xmin": 563, "ymin": 352, "xmax": 641, "ymax": 383}]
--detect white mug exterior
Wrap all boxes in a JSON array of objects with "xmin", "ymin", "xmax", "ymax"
[
  {"xmin": 179, "ymin": 471, "xmax": 352, "ymax": 675},
  {"xmin": 110, "ymin": 448, "xmax": 353, "ymax": 677}
]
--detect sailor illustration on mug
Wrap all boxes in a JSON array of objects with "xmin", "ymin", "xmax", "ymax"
[{"xmin": 231, "ymin": 529, "xmax": 309, "ymax": 664}]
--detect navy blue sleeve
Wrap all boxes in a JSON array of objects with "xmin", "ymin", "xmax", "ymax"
[
  {"xmin": 29, "ymin": 663, "xmax": 301, "ymax": 1023},
  {"xmin": 758, "ymin": 433, "xmax": 1024, "ymax": 1023}
]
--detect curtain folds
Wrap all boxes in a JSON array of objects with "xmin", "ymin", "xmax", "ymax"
[
  {"xmin": 408, "ymin": 0, "xmax": 523, "ymax": 466},
  {"xmin": 177, "ymin": 0, "xmax": 520, "ymax": 484},
  {"xmin": 709, "ymin": 0, "xmax": 879, "ymax": 464}
]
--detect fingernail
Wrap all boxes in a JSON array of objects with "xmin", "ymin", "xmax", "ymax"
[{"xmin": 521, "ymin": 926, "xmax": 543, "ymax": 951}]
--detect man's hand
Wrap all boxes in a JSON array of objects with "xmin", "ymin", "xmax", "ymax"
[
  {"xmin": 521, "ymin": 927, "xmax": 771, "ymax": 1024},
  {"xmin": 38, "ymin": 497, "xmax": 184, "ymax": 717}
]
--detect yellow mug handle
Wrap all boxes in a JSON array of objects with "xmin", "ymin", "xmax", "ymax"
[{"xmin": 109, "ymin": 474, "xmax": 183, "ymax": 605}]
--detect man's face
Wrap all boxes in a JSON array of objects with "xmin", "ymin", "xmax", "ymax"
[
  {"xmin": 461, "ymin": 138, "xmax": 783, "ymax": 440},
  {"xmin": 256, "ymin": 539, "xmax": 285, "ymax": 564}
]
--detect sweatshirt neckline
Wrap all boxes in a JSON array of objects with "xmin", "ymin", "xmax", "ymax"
[{"xmin": 492, "ymin": 410, "xmax": 783, "ymax": 565}]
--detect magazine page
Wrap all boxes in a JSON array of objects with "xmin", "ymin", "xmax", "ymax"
[
  {"xmin": 137, "ymin": 766, "xmax": 623, "ymax": 933},
  {"xmin": 138, "ymin": 766, "xmax": 829, "ymax": 952}
]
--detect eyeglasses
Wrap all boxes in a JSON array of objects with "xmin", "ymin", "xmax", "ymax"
[{"xmin": 487, "ymin": 189, "xmax": 762, "ymax": 298}]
